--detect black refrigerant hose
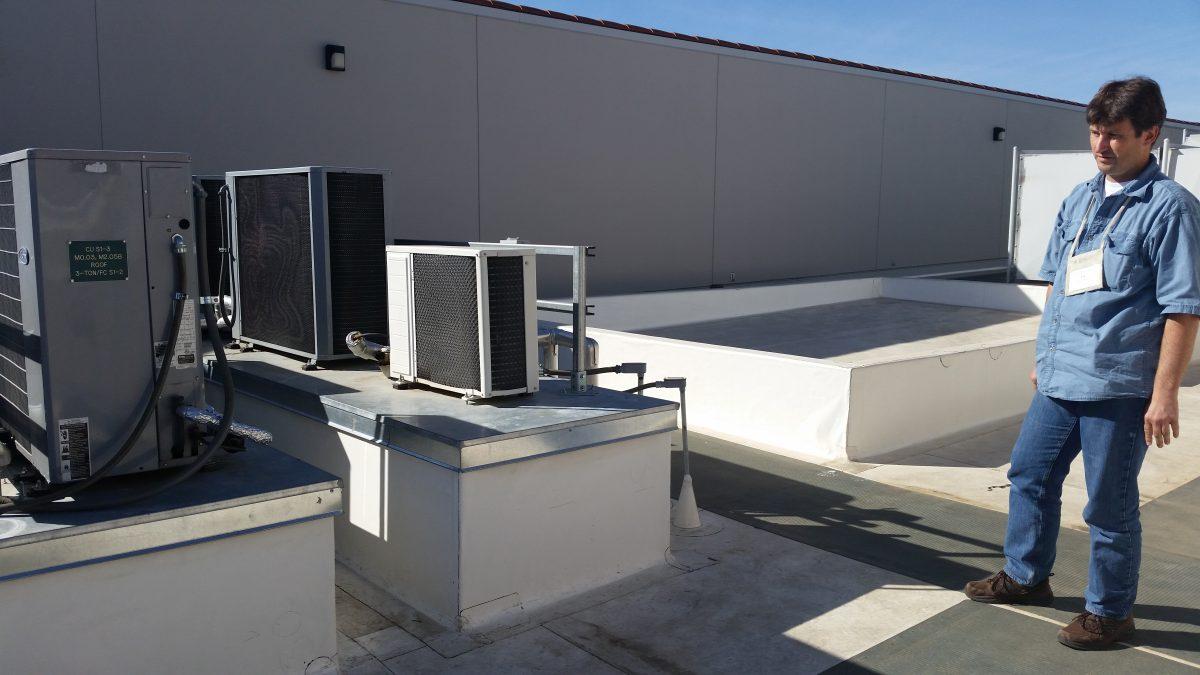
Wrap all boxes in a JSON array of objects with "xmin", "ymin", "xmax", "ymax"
[
  {"xmin": 216, "ymin": 183, "xmax": 236, "ymax": 328},
  {"xmin": 0, "ymin": 242, "xmax": 189, "ymax": 514}
]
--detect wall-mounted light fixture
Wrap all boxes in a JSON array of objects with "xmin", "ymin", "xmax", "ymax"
[
  {"xmin": 325, "ymin": 44, "xmax": 346, "ymax": 71},
  {"xmin": 993, "ymin": 126, "xmax": 1006, "ymax": 142}
]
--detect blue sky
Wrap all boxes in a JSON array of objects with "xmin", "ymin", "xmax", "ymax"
[{"xmin": 524, "ymin": 0, "xmax": 1200, "ymax": 123}]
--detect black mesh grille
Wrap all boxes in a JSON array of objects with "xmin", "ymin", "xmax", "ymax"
[
  {"xmin": 0, "ymin": 273, "xmax": 18, "ymax": 300},
  {"xmin": 0, "ymin": 395, "xmax": 32, "ymax": 457},
  {"xmin": 0, "ymin": 373, "xmax": 27, "ymax": 413},
  {"xmin": 327, "ymin": 172, "xmax": 387, "ymax": 355},
  {"xmin": 413, "ymin": 254, "xmax": 480, "ymax": 390},
  {"xmin": 0, "ymin": 166, "xmax": 29, "ymax": 452},
  {"xmin": 235, "ymin": 174, "xmax": 315, "ymax": 353},
  {"xmin": 199, "ymin": 178, "xmax": 225, "ymax": 297},
  {"xmin": 0, "ymin": 176, "xmax": 25, "ymax": 414},
  {"xmin": 0, "ymin": 251, "xmax": 17, "ymax": 276},
  {"xmin": 487, "ymin": 256, "xmax": 528, "ymax": 391},
  {"xmin": 0, "ymin": 343, "xmax": 26, "ymax": 391}
]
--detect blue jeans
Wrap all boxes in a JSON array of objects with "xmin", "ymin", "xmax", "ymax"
[{"xmin": 1003, "ymin": 391, "xmax": 1149, "ymax": 619}]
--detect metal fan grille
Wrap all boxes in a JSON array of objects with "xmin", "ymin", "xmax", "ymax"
[
  {"xmin": 412, "ymin": 254, "xmax": 481, "ymax": 390},
  {"xmin": 0, "ymin": 163, "xmax": 28, "ymax": 415},
  {"xmin": 235, "ymin": 173, "xmax": 315, "ymax": 353},
  {"xmin": 327, "ymin": 172, "xmax": 387, "ymax": 355},
  {"xmin": 0, "ymin": 161, "xmax": 33, "ymax": 453},
  {"xmin": 199, "ymin": 178, "xmax": 225, "ymax": 297},
  {"xmin": 486, "ymin": 256, "xmax": 527, "ymax": 391}
]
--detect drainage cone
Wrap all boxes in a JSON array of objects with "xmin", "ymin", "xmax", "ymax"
[{"xmin": 672, "ymin": 473, "xmax": 702, "ymax": 529}]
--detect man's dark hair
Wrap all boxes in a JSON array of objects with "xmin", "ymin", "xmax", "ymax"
[{"xmin": 1086, "ymin": 77, "xmax": 1167, "ymax": 135}]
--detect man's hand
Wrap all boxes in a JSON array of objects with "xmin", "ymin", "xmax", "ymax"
[
  {"xmin": 1144, "ymin": 394, "xmax": 1180, "ymax": 447},
  {"xmin": 1029, "ymin": 368, "xmax": 1037, "ymax": 389},
  {"xmin": 1147, "ymin": 314, "xmax": 1200, "ymax": 448}
]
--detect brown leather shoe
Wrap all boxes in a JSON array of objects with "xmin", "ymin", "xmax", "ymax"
[
  {"xmin": 963, "ymin": 570, "xmax": 1053, "ymax": 605},
  {"xmin": 1057, "ymin": 611, "xmax": 1134, "ymax": 650}
]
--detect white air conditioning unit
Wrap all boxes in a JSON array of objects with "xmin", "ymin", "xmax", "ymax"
[{"xmin": 387, "ymin": 245, "xmax": 538, "ymax": 399}]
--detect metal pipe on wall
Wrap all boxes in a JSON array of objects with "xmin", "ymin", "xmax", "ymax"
[{"xmin": 1005, "ymin": 145, "xmax": 1020, "ymax": 284}]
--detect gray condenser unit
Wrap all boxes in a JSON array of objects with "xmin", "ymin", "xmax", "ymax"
[
  {"xmin": 228, "ymin": 166, "xmax": 390, "ymax": 367},
  {"xmin": 0, "ymin": 149, "xmax": 204, "ymax": 485},
  {"xmin": 387, "ymin": 245, "xmax": 538, "ymax": 400}
]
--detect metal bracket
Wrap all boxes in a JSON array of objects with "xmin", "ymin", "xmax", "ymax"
[
  {"xmin": 618, "ymin": 362, "xmax": 647, "ymax": 376},
  {"xmin": 471, "ymin": 239, "xmax": 594, "ymax": 394}
]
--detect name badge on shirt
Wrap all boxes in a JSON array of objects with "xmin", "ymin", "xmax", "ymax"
[
  {"xmin": 1062, "ymin": 194, "xmax": 1132, "ymax": 297},
  {"xmin": 1065, "ymin": 248, "xmax": 1105, "ymax": 295}
]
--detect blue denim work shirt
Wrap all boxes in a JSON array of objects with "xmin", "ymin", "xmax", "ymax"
[{"xmin": 1037, "ymin": 157, "xmax": 1200, "ymax": 401}]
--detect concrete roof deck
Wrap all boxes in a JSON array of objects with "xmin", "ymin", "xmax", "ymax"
[{"xmin": 331, "ymin": 427, "xmax": 1200, "ymax": 672}]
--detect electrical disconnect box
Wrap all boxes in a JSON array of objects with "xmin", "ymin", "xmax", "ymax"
[{"xmin": 0, "ymin": 149, "xmax": 204, "ymax": 485}]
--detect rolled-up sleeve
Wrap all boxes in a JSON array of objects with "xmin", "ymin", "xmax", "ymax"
[
  {"xmin": 1151, "ymin": 204, "xmax": 1200, "ymax": 316},
  {"xmin": 1039, "ymin": 201, "xmax": 1069, "ymax": 282}
]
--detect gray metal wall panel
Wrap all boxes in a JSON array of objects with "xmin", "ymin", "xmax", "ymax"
[
  {"xmin": 476, "ymin": 17, "xmax": 717, "ymax": 296},
  {"xmin": 713, "ymin": 56, "xmax": 885, "ymax": 285},
  {"xmin": 1005, "ymin": 100, "xmax": 1086, "ymax": 151},
  {"xmin": 94, "ymin": 0, "xmax": 479, "ymax": 243},
  {"xmin": 1000, "ymin": 101, "xmax": 1087, "ymax": 237},
  {"xmin": 0, "ymin": 0, "xmax": 102, "ymax": 152},
  {"xmin": 1161, "ymin": 126, "xmax": 1186, "ymax": 145},
  {"xmin": 877, "ymin": 82, "xmax": 1010, "ymax": 269},
  {"xmin": 7, "ymin": 0, "xmax": 1197, "ymax": 296}
]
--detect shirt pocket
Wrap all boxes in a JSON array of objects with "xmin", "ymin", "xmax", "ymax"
[
  {"xmin": 1048, "ymin": 225, "xmax": 1072, "ymax": 279},
  {"xmin": 1104, "ymin": 232, "xmax": 1145, "ymax": 289}
]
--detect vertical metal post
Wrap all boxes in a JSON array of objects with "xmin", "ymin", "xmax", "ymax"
[
  {"xmin": 571, "ymin": 245, "xmax": 588, "ymax": 393},
  {"xmin": 1006, "ymin": 145, "xmax": 1020, "ymax": 284},
  {"xmin": 679, "ymin": 383, "xmax": 690, "ymax": 477},
  {"xmin": 1162, "ymin": 137, "xmax": 1173, "ymax": 177}
]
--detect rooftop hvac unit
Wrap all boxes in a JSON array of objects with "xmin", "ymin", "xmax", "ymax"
[
  {"xmin": 0, "ymin": 149, "xmax": 204, "ymax": 485},
  {"xmin": 387, "ymin": 245, "xmax": 538, "ymax": 400},
  {"xmin": 228, "ymin": 166, "xmax": 390, "ymax": 368}
]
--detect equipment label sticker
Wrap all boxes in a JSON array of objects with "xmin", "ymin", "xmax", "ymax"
[
  {"xmin": 58, "ymin": 417, "xmax": 91, "ymax": 481},
  {"xmin": 173, "ymin": 299, "xmax": 197, "ymax": 369},
  {"xmin": 156, "ymin": 300, "xmax": 197, "ymax": 369},
  {"xmin": 69, "ymin": 240, "xmax": 128, "ymax": 282}
]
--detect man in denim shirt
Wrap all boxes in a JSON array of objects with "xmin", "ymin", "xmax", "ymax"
[{"xmin": 964, "ymin": 78, "xmax": 1200, "ymax": 650}]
